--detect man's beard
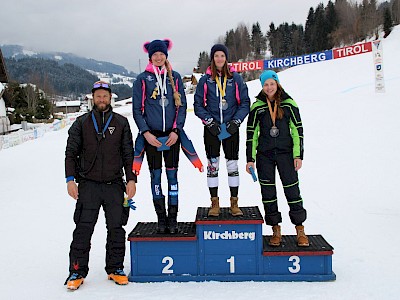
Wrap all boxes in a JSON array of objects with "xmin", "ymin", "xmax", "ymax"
[{"xmin": 94, "ymin": 103, "xmax": 111, "ymax": 112}]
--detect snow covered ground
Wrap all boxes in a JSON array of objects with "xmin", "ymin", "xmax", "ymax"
[{"xmin": 1, "ymin": 26, "xmax": 399, "ymax": 300}]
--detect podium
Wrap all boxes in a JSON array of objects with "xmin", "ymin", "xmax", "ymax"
[{"xmin": 128, "ymin": 206, "xmax": 335, "ymax": 282}]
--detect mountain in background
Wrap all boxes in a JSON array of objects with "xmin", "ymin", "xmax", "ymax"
[
  {"xmin": 1, "ymin": 44, "xmax": 136, "ymax": 99},
  {"xmin": 1, "ymin": 44, "xmax": 137, "ymax": 77}
]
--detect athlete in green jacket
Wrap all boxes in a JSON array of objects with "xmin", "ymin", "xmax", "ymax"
[{"xmin": 245, "ymin": 70, "xmax": 309, "ymax": 247}]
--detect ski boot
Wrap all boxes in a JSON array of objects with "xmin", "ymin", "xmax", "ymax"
[
  {"xmin": 65, "ymin": 273, "xmax": 84, "ymax": 290},
  {"xmin": 108, "ymin": 269, "xmax": 128, "ymax": 285}
]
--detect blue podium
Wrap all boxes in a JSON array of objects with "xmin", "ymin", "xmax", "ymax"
[{"xmin": 128, "ymin": 206, "xmax": 335, "ymax": 282}]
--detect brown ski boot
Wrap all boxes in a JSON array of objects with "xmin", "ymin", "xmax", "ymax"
[
  {"xmin": 208, "ymin": 197, "xmax": 220, "ymax": 217},
  {"xmin": 295, "ymin": 225, "xmax": 309, "ymax": 247},
  {"xmin": 269, "ymin": 225, "xmax": 281, "ymax": 246},
  {"xmin": 229, "ymin": 196, "xmax": 243, "ymax": 216}
]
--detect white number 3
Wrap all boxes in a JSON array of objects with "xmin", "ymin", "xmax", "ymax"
[{"xmin": 288, "ymin": 255, "xmax": 300, "ymax": 273}]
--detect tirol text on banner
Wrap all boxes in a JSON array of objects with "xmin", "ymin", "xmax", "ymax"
[{"xmin": 372, "ymin": 40, "xmax": 385, "ymax": 93}]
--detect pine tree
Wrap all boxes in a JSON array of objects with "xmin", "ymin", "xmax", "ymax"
[
  {"xmin": 304, "ymin": 7, "xmax": 316, "ymax": 52},
  {"xmin": 34, "ymin": 90, "xmax": 51, "ymax": 120},
  {"xmin": 196, "ymin": 51, "xmax": 210, "ymax": 73},
  {"xmin": 266, "ymin": 22, "xmax": 278, "ymax": 57},
  {"xmin": 383, "ymin": 6, "xmax": 393, "ymax": 37},
  {"xmin": 251, "ymin": 22, "xmax": 266, "ymax": 59},
  {"xmin": 13, "ymin": 85, "xmax": 28, "ymax": 110},
  {"xmin": 224, "ymin": 29, "xmax": 237, "ymax": 61},
  {"xmin": 281, "ymin": 23, "xmax": 292, "ymax": 56},
  {"xmin": 314, "ymin": 3, "xmax": 329, "ymax": 51},
  {"xmin": 290, "ymin": 23, "xmax": 305, "ymax": 55}
]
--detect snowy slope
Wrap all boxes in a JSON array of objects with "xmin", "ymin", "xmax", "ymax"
[{"xmin": 0, "ymin": 26, "xmax": 399, "ymax": 300}]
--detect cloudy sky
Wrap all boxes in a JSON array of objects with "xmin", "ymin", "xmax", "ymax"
[{"xmin": 0, "ymin": 0, "xmax": 365, "ymax": 75}]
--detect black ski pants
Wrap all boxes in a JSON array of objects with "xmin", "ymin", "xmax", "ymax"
[
  {"xmin": 69, "ymin": 179, "xmax": 129, "ymax": 277},
  {"xmin": 256, "ymin": 151, "xmax": 306, "ymax": 226},
  {"xmin": 203, "ymin": 127, "xmax": 239, "ymax": 160}
]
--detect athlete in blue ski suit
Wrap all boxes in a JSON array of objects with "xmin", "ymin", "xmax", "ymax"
[
  {"xmin": 194, "ymin": 44, "xmax": 250, "ymax": 217},
  {"xmin": 132, "ymin": 39, "xmax": 187, "ymax": 233}
]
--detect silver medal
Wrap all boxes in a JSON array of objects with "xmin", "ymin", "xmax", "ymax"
[
  {"xmin": 270, "ymin": 126, "xmax": 279, "ymax": 137},
  {"xmin": 159, "ymin": 96, "xmax": 169, "ymax": 107},
  {"xmin": 221, "ymin": 98, "xmax": 228, "ymax": 110}
]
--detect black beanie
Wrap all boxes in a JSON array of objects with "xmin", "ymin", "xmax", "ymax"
[{"xmin": 210, "ymin": 44, "xmax": 229, "ymax": 60}]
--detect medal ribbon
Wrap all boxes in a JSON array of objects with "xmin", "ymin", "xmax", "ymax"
[
  {"xmin": 215, "ymin": 76, "xmax": 227, "ymax": 122},
  {"xmin": 152, "ymin": 65, "xmax": 167, "ymax": 131},
  {"xmin": 92, "ymin": 111, "xmax": 113, "ymax": 139},
  {"xmin": 152, "ymin": 65, "xmax": 167, "ymax": 97},
  {"xmin": 267, "ymin": 99, "xmax": 278, "ymax": 127},
  {"xmin": 215, "ymin": 76, "xmax": 227, "ymax": 99}
]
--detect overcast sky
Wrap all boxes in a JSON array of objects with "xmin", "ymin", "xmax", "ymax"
[{"xmin": 0, "ymin": 0, "xmax": 372, "ymax": 75}]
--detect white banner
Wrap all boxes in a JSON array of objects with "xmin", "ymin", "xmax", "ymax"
[{"xmin": 372, "ymin": 40, "xmax": 385, "ymax": 93}]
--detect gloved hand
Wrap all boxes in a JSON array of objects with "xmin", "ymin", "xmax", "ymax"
[
  {"xmin": 123, "ymin": 198, "xmax": 137, "ymax": 210},
  {"xmin": 206, "ymin": 120, "xmax": 221, "ymax": 137},
  {"xmin": 226, "ymin": 119, "xmax": 241, "ymax": 135}
]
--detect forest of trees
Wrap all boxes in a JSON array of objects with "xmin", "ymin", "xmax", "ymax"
[
  {"xmin": 5, "ymin": 57, "xmax": 99, "ymax": 98},
  {"xmin": 5, "ymin": 57, "xmax": 134, "ymax": 100},
  {"xmin": 3, "ymin": 57, "xmax": 133, "ymax": 123},
  {"xmin": 197, "ymin": 0, "xmax": 399, "ymax": 79}
]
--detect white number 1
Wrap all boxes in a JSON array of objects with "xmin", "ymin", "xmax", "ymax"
[{"xmin": 227, "ymin": 256, "xmax": 235, "ymax": 273}]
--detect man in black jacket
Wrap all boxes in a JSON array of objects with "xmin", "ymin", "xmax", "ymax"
[{"xmin": 64, "ymin": 81, "xmax": 136, "ymax": 290}]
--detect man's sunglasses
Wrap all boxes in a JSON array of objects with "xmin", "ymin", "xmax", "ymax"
[{"xmin": 93, "ymin": 82, "xmax": 110, "ymax": 88}]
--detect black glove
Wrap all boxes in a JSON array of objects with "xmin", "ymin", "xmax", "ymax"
[
  {"xmin": 206, "ymin": 120, "xmax": 221, "ymax": 137},
  {"xmin": 226, "ymin": 119, "xmax": 241, "ymax": 135}
]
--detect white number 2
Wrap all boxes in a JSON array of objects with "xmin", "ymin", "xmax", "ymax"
[
  {"xmin": 162, "ymin": 256, "xmax": 174, "ymax": 274},
  {"xmin": 288, "ymin": 255, "xmax": 300, "ymax": 273},
  {"xmin": 226, "ymin": 256, "xmax": 235, "ymax": 273}
]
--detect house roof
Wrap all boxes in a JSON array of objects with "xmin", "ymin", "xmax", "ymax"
[
  {"xmin": 0, "ymin": 49, "xmax": 9, "ymax": 83},
  {"xmin": 55, "ymin": 100, "xmax": 81, "ymax": 107}
]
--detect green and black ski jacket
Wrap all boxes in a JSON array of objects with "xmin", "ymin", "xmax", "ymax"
[{"xmin": 246, "ymin": 90, "xmax": 304, "ymax": 162}]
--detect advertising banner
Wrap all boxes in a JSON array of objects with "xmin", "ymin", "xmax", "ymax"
[
  {"xmin": 264, "ymin": 50, "xmax": 333, "ymax": 69},
  {"xmin": 372, "ymin": 40, "xmax": 385, "ymax": 93}
]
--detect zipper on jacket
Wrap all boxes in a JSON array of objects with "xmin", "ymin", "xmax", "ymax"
[
  {"xmin": 217, "ymin": 76, "xmax": 223, "ymax": 123},
  {"xmin": 101, "ymin": 111, "xmax": 104, "ymax": 180},
  {"xmin": 162, "ymin": 94, "xmax": 166, "ymax": 132}
]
